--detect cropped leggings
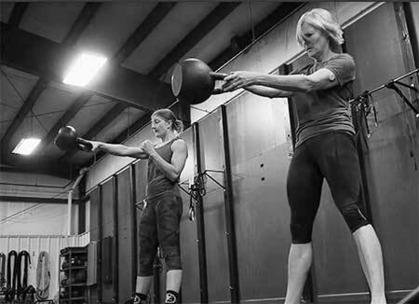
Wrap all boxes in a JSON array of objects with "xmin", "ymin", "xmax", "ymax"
[
  {"xmin": 287, "ymin": 131, "xmax": 369, "ymax": 243},
  {"xmin": 139, "ymin": 192, "xmax": 183, "ymax": 276}
]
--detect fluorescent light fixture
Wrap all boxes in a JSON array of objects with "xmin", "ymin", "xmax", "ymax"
[
  {"xmin": 12, "ymin": 138, "xmax": 41, "ymax": 155},
  {"xmin": 63, "ymin": 53, "xmax": 107, "ymax": 87}
]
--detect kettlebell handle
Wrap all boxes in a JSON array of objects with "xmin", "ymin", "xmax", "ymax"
[
  {"xmin": 209, "ymin": 72, "xmax": 227, "ymax": 80},
  {"xmin": 76, "ymin": 138, "xmax": 93, "ymax": 151}
]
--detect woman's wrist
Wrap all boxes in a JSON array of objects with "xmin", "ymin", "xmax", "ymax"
[{"xmin": 147, "ymin": 150, "xmax": 158, "ymax": 159}]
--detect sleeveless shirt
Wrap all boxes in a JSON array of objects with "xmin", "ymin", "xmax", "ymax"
[{"xmin": 146, "ymin": 138, "xmax": 181, "ymax": 199}]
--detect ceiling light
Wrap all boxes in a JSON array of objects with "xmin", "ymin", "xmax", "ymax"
[
  {"xmin": 63, "ymin": 53, "xmax": 107, "ymax": 87},
  {"xmin": 12, "ymin": 138, "xmax": 41, "ymax": 155}
]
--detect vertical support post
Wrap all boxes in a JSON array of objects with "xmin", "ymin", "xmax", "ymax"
[
  {"xmin": 130, "ymin": 164, "xmax": 138, "ymax": 297},
  {"xmin": 78, "ymin": 174, "xmax": 87, "ymax": 233},
  {"xmin": 98, "ymin": 184, "xmax": 103, "ymax": 303},
  {"xmin": 394, "ymin": 2, "xmax": 418, "ymax": 74},
  {"xmin": 192, "ymin": 122, "xmax": 208, "ymax": 303},
  {"xmin": 220, "ymin": 105, "xmax": 240, "ymax": 303},
  {"xmin": 67, "ymin": 190, "xmax": 73, "ymax": 235},
  {"xmin": 402, "ymin": 3, "xmax": 419, "ymax": 68},
  {"xmin": 113, "ymin": 176, "xmax": 119, "ymax": 303}
]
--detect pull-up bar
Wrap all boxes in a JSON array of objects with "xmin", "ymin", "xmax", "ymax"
[{"xmin": 350, "ymin": 69, "xmax": 419, "ymax": 117}]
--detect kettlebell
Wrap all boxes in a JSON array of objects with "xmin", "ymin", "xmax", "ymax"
[
  {"xmin": 54, "ymin": 126, "xmax": 92, "ymax": 152},
  {"xmin": 171, "ymin": 58, "xmax": 227, "ymax": 105}
]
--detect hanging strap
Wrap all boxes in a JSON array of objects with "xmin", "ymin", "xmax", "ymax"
[
  {"xmin": 6, "ymin": 250, "xmax": 18, "ymax": 301},
  {"xmin": 0, "ymin": 252, "xmax": 6, "ymax": 289},
  {"xmin": 36, "ymin": 251, "xmax": 50, "ymax": 300},
  {"xmin": 17, "ymin": 250, "xmax": 31, "ymax": 291},
  {"xmin": 16, "ymin": 250, "xmax": 34, "ymax": 302}
]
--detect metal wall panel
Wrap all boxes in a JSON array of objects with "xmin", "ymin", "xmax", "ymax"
[
  {"xmin": 411, "ymin": 2, "xmax": 419, "ymax": 56},
  {"xmin": 227, "ymin": 95, "xmax": 292, "ymax": 167},
  {"xmin": 101, "ymin": 178, "xmax": 116, "ymax": 302},
  {"xmin": 134, "ymin": 160, "xmax": 147, "ymax": 204},
  {"xmin": 89, "ymin": 188, "xmax": 100, "ymax": 242},
  {"xmin": 87, "ymin": 187, "xmax": 100, "ymax": 302},
  {"xmin": 226, "ymin": 92, "xmax": 293, "ymax": 301},
  {"xmin": 134, "ymin": 159, "xmax": 147, "ymax": 272},
  {"xmin": 344, "ymin": 2, "xmax": 418, "ymax": 294},
  {"xmin": 198, "ymin": 109, "xmax": 230, "ymax": 303},
  {"xmin": 117, "ymin": 168, "xmax": 134, "ymax": 302},
  {"xmin": 177, "ymin": 128, "xmax": 201, "ymax": 304}
]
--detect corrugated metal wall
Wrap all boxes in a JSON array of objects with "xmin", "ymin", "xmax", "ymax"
[{"xmin": 0, "ymin": 233, "xmax": 90, "ymax": 301}]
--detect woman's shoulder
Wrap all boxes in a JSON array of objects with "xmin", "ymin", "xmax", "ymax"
[
  {"xmin": 172, "ymin": 138, "xmax": 186, "ymax": 146},
  {"xmin": 329, "ymin": 53, "xmax": 355, "ymax": 63},
  {"xmin": 169, "ymin": 138, "xmax": 187, "ymax": 149}
]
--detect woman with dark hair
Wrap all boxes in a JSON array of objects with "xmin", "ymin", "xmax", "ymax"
[
  {"xmin": 87, "ymin": 108, "xmax": 188, "ymax": 304},
  {"xmin": 221, "ymin": 8, "xmax": 386, "ymax": 304}
]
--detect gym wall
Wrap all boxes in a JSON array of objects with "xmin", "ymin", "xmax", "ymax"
[
  {"xmin": 0, "ymin": 171, "xmax": 77, "ymax": 235},
  {"xmin": 341, "ymin": 3, "xmax": 418, "ymax": 301},
  {"xmin": 84, "ymin": 2, "xmax": 418, "ymax": 303}
]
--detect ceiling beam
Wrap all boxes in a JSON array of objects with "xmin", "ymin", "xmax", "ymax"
[
  {"xmin": 0, "ymin": 154, "xmax": 77, "ymax": 179},
  {"xmin": 209, "ymin": 2, "xmax": 305, "ymax": 71},
  {"xmin": 113, "ymin": 2, "xmax": 176, "ymax": 64},
  {"xmin": 0, "ymin": 195, "xmax": 70, "ymax": 204},
  {"xmin": 83, "ymin": 104, "xmax": 130, "ymax": 140},
  {"xmin": 8, "ymin": 2, "xmax": 28, "ymax": 28},
  {"xmin": 62, "ymin": 2, "xmax": 101, "ymax": 47},
  {"xmin": 150, "ymin": 2, "xmax": 241, "ymax": 78},
  {"xmin": 0, "ymin": 23, "xmax": 174, "ymax": 107}
]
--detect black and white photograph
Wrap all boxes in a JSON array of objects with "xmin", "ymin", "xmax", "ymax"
[{"xmin": 0, "ymin": 1, "xmax": 418, "ymax": 304}]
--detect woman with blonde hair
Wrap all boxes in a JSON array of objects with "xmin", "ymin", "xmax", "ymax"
[{"xmin": 222, "ymin": 8, "xmax": 386, "ymax": 304}]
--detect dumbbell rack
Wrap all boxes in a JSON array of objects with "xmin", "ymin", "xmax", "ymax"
[{"xmin": 59, "ymin": 247, "xmax": 87, "ymax": 304}]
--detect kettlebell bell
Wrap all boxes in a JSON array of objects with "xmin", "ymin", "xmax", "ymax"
[
  {"xmin": 54, "ymin": 126, "xmax": 92, "ymax": 152},
  {"xmin": 171, "ymin": 58, "xmax": 227, "ymax": 105}
]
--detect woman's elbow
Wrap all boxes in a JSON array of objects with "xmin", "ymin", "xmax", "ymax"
[
  {"xmin": 168, "ymin": 171, "xmax": 180, "ymax": 182},
  {"xmin": 300, "ymin": 78, "xmax": 317, "ymax": 92}
]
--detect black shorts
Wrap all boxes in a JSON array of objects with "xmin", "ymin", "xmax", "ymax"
[{"xmin": 287, "ymin": 131, "xmax": 368, "ymax": 243}]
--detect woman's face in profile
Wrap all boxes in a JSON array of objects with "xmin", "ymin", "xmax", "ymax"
[
  {"xmin": 151, "ymin": 115, "xmax": 171, "ymax": 139},
  {"xmin": 300, "ymin": 22, "xmax": 330, "ymax": 60}
]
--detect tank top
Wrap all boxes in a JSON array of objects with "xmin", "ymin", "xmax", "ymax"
[{"xmin": 146, "ymin": 138, "xmax": 181, "ymax": 199}]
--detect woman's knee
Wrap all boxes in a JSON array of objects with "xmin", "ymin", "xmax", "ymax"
[
  {"xmin": 341, "ymin": 203, "xmax": 369, "ymax": 233},
  {"xmin": 163, "ymin": 246, "xmax": 182, "ymax": 270}
]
